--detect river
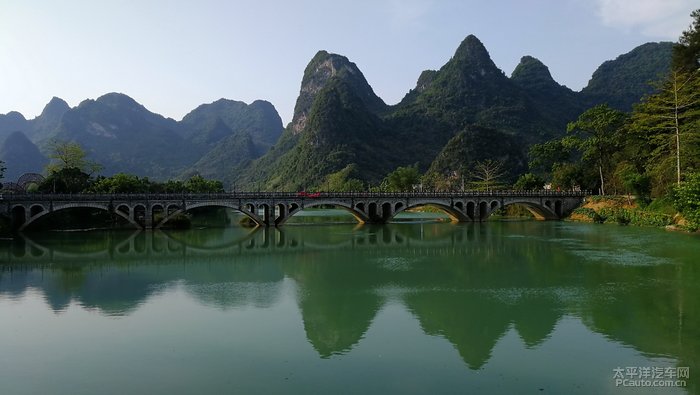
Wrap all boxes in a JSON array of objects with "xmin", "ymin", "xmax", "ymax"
[{"xmin": 0, "ymin": 215, "xmax": 697, "ymax": 394}]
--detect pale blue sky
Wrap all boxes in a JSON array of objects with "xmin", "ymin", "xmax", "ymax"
[{"xmin": 0, "ymin": 0, "xmax": 697, "ymax": 125}]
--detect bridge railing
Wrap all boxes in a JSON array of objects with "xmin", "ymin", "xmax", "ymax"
[{"xmin": 1, "ymin": 190, "xmax": 590, "ymax": 202}]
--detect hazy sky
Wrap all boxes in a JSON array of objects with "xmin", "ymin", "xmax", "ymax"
[{"xmin": 0, "ymin": 0, "xmax": 697, "ymax": 125}]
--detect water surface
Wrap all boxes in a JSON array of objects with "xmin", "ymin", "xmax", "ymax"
[{"xmin": 1, "ymin": 220, "xmax": 697, "ymax": 394}]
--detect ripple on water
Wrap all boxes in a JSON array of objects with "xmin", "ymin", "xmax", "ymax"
[
  {"xmin": 569, "ymin": 248, "xmax": 672, "ymax": 266},
  {"xmin": 375, "ymin": 257, "xmax": 414, "ymax": 272}
]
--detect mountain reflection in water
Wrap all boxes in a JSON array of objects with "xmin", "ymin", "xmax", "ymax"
[{"xmin": 0, "ymin": 222, "xmax": 697, "ymax": 393}]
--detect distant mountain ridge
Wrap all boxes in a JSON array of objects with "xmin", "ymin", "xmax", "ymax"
[
  {"xmin": 0, "ymin": 94, "xmax": 283, "ymax": 181},
  {"xmin": 0, "ymin": 38, "xmax": 671, "ymax": 188}
]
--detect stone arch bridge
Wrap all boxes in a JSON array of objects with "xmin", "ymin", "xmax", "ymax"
[{"xmin": 1, "ymin": 191, "xmax": 586, "ymax": 231}]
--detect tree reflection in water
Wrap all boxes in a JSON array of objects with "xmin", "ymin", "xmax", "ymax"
[{"xmin": 0, "ymin": 222, "xmax": 697, "ymax": 389}]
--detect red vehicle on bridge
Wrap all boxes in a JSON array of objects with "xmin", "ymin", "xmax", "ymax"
[{"xmin": 297, "ymin": 191, "xmax": 321, "ymax": 198}]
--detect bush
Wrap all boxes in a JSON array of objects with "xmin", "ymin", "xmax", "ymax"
[
  {"xmin": 646, "ymin": 196, "xmax": 677, "ymax": 215},
  {"xmin": 671, "ymin": 172, "xmax": 700, "ymax": 231},
  {"xmin": 572, "ymin": 207, "xmax": 604, "ymax": 223},
  {"xmin": 598, "ymin": 207, "xmax": 672, "ymax": 227}
]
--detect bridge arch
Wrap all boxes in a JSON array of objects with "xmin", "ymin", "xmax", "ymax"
[
  {"xmin": 151, "ymin": 204, "xmax": 165, "ymax": 224},
  {"xmin": 18, "ymin": 202, "xmax": 140, "ymax": 231},
  {"xmin": 11, "ymin": 205, "xmax": 26, "ymax": 228},
  {"xmin": 499, "ymin": 200, "xmax": 558, "ymax": 220},
  {"xmin": 276, "ymin": 199, "xmax": 370, "ymax": 226},
  {"xmin": 393, "ymin": 201, "xmax": 470, "ymax": 222},
  {"xmin": 466, "ymin": 201, "xmax": 475, "ymax": 218},
  {"xmin": 479, "ymin": 201, "xmax": 488, "ymax": 220},
  {"xmin": 116, "ymin": 204, "xmax": 130, "ymax": 217},
  {"xmin": 157, "ymin": 201, "xmax": 265, "ymax": 228},
  {"xmin": 29, "ymin": 205, "xmax": 45, "ymax": 217}
]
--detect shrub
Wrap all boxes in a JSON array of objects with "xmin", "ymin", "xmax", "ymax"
[{"xmin": 671, "ymin": 172, "xmax": 700, "ymax": 231}]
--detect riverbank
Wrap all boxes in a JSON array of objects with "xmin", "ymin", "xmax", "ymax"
[{"xmin": 568, "ymin": 195, "xmax": 695, "ymax": 232}]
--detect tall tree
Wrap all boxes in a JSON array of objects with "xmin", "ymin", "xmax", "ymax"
[
  {"xmin": 565, "ymin": 105, "xmax": 626, "ymax": 195},
  {"xmin": 470, "ymin": 159, "xmax": 507, "ymax": 191},
  {"xmin": 629, "ymin": 70, "xmax": 700, "ymax": 188},
  {"xmin": 673, "ymin": 8, "xmax": 700, "ymax": 71}
]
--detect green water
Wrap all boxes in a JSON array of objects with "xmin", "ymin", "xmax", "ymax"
[{"xmin": 0, "ymin": 219, "xmax": 698, "ymax": 394}]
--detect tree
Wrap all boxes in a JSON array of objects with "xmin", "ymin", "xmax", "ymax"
[
  {"xmin": 46, "ymin": 140, "xmax": 102, "ymax": 175},
  {"xmin": 384, "ymin": 164, "xmax": 421, "ymax": 192},
  {"xmin": 322, "ymin": 164, "xmax": 364, "ymax": 191},
  {"xmin": 629, "ymin": 70, "xmax": 700, "ymax": 189},
  {"xmin": 514, "ymin": 173, "xmax": 544, "ymax": 190},
  {"xmin": 671, "ymin": 171, "xmax": 700, "ymax": 230},
  {"xmin": 89, "ymin": 173, "xmax": 150, "ymax": 193},
  {"xmin": 551, "ymin": 162, "xmax": 586, "ymax": 190},
  {"xmin": 527, "ymin": 140, "xmax": 570, "ymax": 177},
  {"xmin": 614, "ymin": 162, "xmax": 651, "ymax": 204},
  {"xmin": 185, "ymin": 175, "xmax": 224, "ymax": 193},
  {"xmin": 0, "ymin": 160, "xmax": 5, "ymax": 181},
  {"xmin": 470, "ymin": 159, "xmax": 506, "ymax": 191},
  {"xmin": 565, "ymin": 105, "xmax": 627, "ymax": 195},
  {"xmin": 673, "ymin": 9, "xmax": 700, "ymax": 71},
  {"xmin": 38, "ymin": 167, "xmax": 92, "ymax": 193}
]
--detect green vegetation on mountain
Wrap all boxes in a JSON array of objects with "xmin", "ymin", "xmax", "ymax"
[
  {"xmin": 511, "ymin": 56, "xmax": 585, "ymax": 129},
  {"xmin": 242, "ymin": 72, "xmax": 394, "ymax": 190},
  {"xmin": 424, "ymin": 126, "xmax": 526, "ymax": 188},
  {"xmin": 179, "ymin": 99, "xmax": 282, "ymax": 149},
  {"xmin": 581, "ymin": 42, "xmax": 673, "ymax": 111}
]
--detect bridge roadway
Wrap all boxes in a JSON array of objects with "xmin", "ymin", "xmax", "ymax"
[{"xmin": 1, "ymin": 190, "xmax": 586, "ymax": 230}]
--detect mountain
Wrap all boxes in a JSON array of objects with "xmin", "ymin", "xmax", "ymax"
[
  {"xmin": 230, "ymin": 36, "xmax": 673, "ymax": 190},
  {"xmin": 510, "ymin": 56, "xmax": 585, "ymax": 128},
  {"xmin": 0, "ymin": 94, "xmax": 285, "ymax": 181},
  {"xmin": 289, "ymin": 50, "xmax": 387, "ymax": 134},
  {"xmin": 395, "ymin": 35, "xmax": 547, "ymax": 137},
  {"xmin": 179, "ymin": 99, "xmax": 284, "ymax": 183},
  {"xmin": 581, "ymin": 42, "xmax": 673, "ymax": 111},
  {"xmin": 27, "ymin": 97, "xmax": 71, "ymax": 143},
  {"xmin": 426, "ymin": 126, "xmax": 527, "ymax": 184},
  {"xmin": 46, "ymin": 93, "xmax": 193, "ymax": 178},
  {"xmin": 238, "ymin": 51, "xmax": 393, "ymax": 190},
  {"xmin": 0, "ymin": 38, "xmax": 672, "ymax": 187},
  {"xmin": 186, "ymin": 133, "xmax": 259, "ymax": 187},
  {"xmin": 240, "ymin": 36, "xmax": 570, "ymax": 189},
  {"xmin": 0, "ymin": 131, "xmax": 48, "ymax": 182},
  {"xmin": 385, "ymin": 36, "xmax": 558, "ymax": 170},
  {"xmin": 180, "ymin": 99, "xmax": 283, "ymax": 152},
  {"xmin": 218, "ymin": 39, "xmax": 671, "ymax": 190},
  {"xmin": 0, "ymin": 111, "xmax": 28, "ymax": 144}
]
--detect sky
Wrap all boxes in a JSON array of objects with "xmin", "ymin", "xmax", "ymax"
[{"xmin": 0, "ymin": 0, "xmax": 697, "ymax": 125}]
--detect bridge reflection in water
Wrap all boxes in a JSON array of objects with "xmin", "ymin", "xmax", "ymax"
[{"xmin": 0, "ymin": 223, "xmax": 696, "ymax": 382}]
